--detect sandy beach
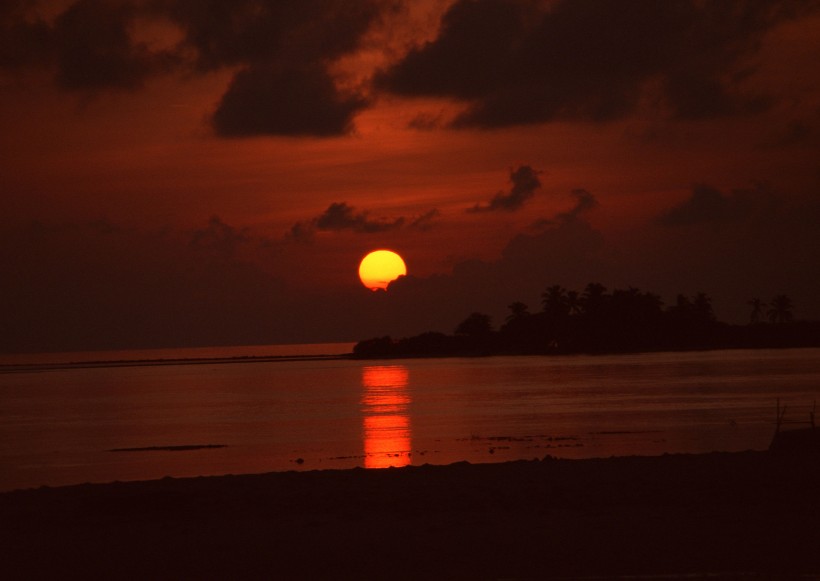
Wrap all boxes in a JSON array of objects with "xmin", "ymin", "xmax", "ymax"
[{"xmin": 2, "ymin": 450, "xmax": 819, "ymax": 580}]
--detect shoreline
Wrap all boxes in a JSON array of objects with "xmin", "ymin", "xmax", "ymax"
[
  {"xmin": 3, "ymin": 450, "xmax": 819, "ymax": 579},
  {"xmin": 3, "ymin": 343, "xmax": 818, "ymax": 374},
  {"xmin": 0, "ymin": 352, "xmax": 353, "ymax": 374}
]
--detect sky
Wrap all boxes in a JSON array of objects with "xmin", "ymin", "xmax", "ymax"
[{"xmin": 2, "ymin": 0, "xmax": 820, "ymax": 354}]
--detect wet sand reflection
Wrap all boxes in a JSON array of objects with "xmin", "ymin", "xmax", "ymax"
[{"xmin": 361, "ymin": 365, "xmax": 411, "ymax": 468}]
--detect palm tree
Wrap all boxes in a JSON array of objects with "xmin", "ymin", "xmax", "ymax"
[
  {"xmin": 748, "ymin": 298, "xmax": 766, "ymax": 324},
  {"xmin": 693, "ymin": 292, "xmax": 715, "ymax": 322},
  {"xmin": 506, "ymin": 301, "xmax": 529, "ymax": 322},
  {"xmin": 455, "ymin": 312, "xmax": 493, "ymax": 336},
  {"xmin": 767, "ymin": 295, "xmax": 794, "ymax": 324},
  {"xmin": 580, "ymin": 282, "xmax": 608, "ymax": 320},
  {"xmin": 541, "ymin": 285, "xmax": 568, "ymax": 318},
  {"xmin": 566, "ymin": 290, "xmax": 582, "ymax": 316}
]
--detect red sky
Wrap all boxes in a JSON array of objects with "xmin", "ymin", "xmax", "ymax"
[{"xmin": 2, "ymin": 0, "xmax": 820, "ymax": 353}]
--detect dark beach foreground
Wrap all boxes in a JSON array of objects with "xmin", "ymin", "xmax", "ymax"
[{"xmin": 2, "ymin": 451, "xmax": 819, "ymax": 580}]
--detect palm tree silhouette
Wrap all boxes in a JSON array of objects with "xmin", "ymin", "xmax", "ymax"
[
  {"xmin": 748, "ymin": 298, "xmax": 766, "ymax": 324},
  {"xmin": 767, "ymin": 295, "xmax": 794, "ymax": 324},
  {"xmin": 506, "ymin": 301, "xmax": 529, "ymax": 322},
  {"xmin": 580, "ymin": 282, "xmax": 608, "ymax": 316},
  {"xmin": 566, "ymin": 291, "xmax": 582, "ymax": 316},
  {"xmin": 455, "ymin": 312, "xmax": 493, "ymax": 336},
  {"xmin": 541, "ymin": 285, "xmax": 568, "ymax": 317},
  {"xmin": 693, "ymin": 292, "xmax": 715, "ymax": 322}
]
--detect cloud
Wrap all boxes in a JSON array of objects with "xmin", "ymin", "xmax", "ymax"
[
  {"xmin": 287, "ymin": 202, "xmax": 441, "ymax": 242},
  {"xmin": 316, "ymin": 202, "xmax": 404, "ymax": 232},
  {"xmin": 288, "ymin": 202, "xmax": 406, "ymax": 241},
  {"xmin": 166, "ymin": 0, "xmax": 381, "ymax": 137},
  {"xmin": 0, "ymin": 1, "xmax": 52, "ymax": 70},
  {"xmin": 52, "ymin": 0, "xmax": 179, "ymax": 91},
  {"xmin": 0, "ymin": 0, "xmax": 178, "ymax": 90},
  {"xmin": 164, "ymin": 0, "xmax": 380, "ymax": 137},
  {"xmin": 377, "ymin": 0, "xmax": 816, "ymax": 128},
  {"xmin": 6, "ymin": 1, "xmax": 815, "ymax": 134},
  {"xmin": 558, "ymin": 188, "xmax": 598, "ymax": 222},
  {"xmin": 1, "ymin": 0, "xmax": 380, "ymax": 134},
  {"xmin": 408, "ymin": 208, "xmax": 440, "ymax": 231},
  {"xmin": 164, "ymin": 0, "xmax": 379, "ymax": 71},
  {"xmin": 468, "ymin": 165, "xmax": 541, "ymax": 213},
  {"xmin": 189, "ymin": 215, "xmax": 251, "ymax": 256},
  {"xmin": 212, "ymin": 63, "xmax": 367, "ymax": 137},
  {"xmin": 659, "ymin": 183, "xmax": 776, "ymax": 227}
]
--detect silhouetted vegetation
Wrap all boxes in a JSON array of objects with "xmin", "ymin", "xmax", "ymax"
[{"xmin": 353, "ymin": 283, "xmax": 820, "ymax": 358}]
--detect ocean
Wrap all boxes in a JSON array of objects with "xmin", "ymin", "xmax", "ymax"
[{"xmin": 1, "ymin": 345, "xmax": 819, "ymax": 491}]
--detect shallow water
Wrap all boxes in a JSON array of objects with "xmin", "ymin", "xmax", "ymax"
[{"xmin": 1, "ymin": 346, "xmax": 819, "ymax": 491}]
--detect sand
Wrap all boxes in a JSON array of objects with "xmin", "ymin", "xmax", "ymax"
[{"xmin": 2, "ymin": 451, "xmax": 819, "ymax": 580}]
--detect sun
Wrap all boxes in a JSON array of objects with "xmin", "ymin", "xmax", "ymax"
[{"xmin": 359, "ymin": 250, "xmax": 407, "ymax": 291}]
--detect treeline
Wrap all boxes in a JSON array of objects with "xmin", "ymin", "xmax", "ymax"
[{"xmin": 353, "ymin": 283, "xmax": 820, "ymax": 358}]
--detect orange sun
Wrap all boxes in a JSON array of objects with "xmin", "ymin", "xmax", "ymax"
[{"xmin": 358, "ymin": 250, "xmax": 407, "ymax": 291}]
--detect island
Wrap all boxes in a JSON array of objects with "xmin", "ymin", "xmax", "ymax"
[{"xmin": 354, "ymin": 283, "xmax": 820, "ymax": 358}]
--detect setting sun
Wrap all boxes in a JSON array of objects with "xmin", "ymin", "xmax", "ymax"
[{"xmin": 358, "ymin": 250, "xmax": 407, "ymax": 291}]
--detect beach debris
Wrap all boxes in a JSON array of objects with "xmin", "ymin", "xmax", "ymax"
[{"xmin": 769, "ymin": 399, "xmax": 819, "ymax": 456}]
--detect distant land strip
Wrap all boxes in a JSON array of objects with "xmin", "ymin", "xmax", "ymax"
[
  {"xmin": 109, "ymin": 444, "xmax": 228, "ymax": 453},
  {"xmin": 0, "ymin": 353, "xmax": 353, "ymax": 374}
]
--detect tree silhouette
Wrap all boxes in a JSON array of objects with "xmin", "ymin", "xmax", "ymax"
[
  {"xmin": 580, "ymin": 282, "xmax": 608, "ymax": 316},
  {"xmin": 566, "ymin": 290, "xmax": 582, "ymax": 315},
  {"xmin": 541, "ymin": 285, "xmax": 568, "ymax": 318},
  {"xmin": 353, "ymin": 282, "xmax": 818, "ymax": 359},
  {"xmin": 506, "ymin": 301, "xmax": 529, "ymax": 322},
  {"xmin": 748, "ymin": 298, "xmax": 766, "ymax": 324},
  {"xmin": 455, "ymin": 312, "xmax": 493, "ymax": 336},
  {"xmin": 693, "ymin": 292, "xmax": 715, "ymax": 323},
  {"xmin": 767, "ymin": 295, "xmax": 794, "ymax": 324}
]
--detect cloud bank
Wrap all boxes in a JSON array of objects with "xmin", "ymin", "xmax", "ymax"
[
  {"xmin": 378, "ymin": 0, "xmax": 814, "ymax": 127},
  {"xmin": 5, "ymin": 0, "xmax": 817, "ymax": 136}
]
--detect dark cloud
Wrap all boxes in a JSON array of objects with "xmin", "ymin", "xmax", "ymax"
[
  {"xmin": 468, "ymin": 165, "xmax": 541, "ymax": 213},
  {"xmin": 762, "ymin": 119, "xmax": 815, "ymax": 148},
  {"xmin": 0, "ymin": 1, "xmax": 52, "ymax": 70},
  {"xmin": 1, "ymin": 0, "xmax": 380, "ymax": 134},
  {"xmin": 659, "ymin": 183, "xmax": 776, "ymax": 226},
  {"xmin": 164, "ymin": 0, "xmax": 379, "ymax": 71},
  {"xmin": 378, "ymin": 0, "xmax": 815, "ymax": 127},
  {"xmin": 287, "ymin": 202, "xmax": 440, "ymax": 242},
  {"xmin": 52, "ymin": 0, "xmax": 176, "ymax": 91},
  {"xmin": 190, "ymin": 215, "xmax": 250, "ymax": 256},
  {"xmin": 212, "ymin": 63, "xmax": 367, "ymax": 137},
  {"xmin": 287, "ymin": 220, "xmax": 316, "ymax": 244},
  {"xmin": 165, "ymin": 0, "xmax": 380, "ymax": 136},
  {"xmin": 408, "ymin": 208, "xmax": 440, "ymax": 231},
  {"xmin": 316, "ymin": 202, "xmax": 404, "ymax": 232},
  {"xmin": 558, "ymin": 189, "xmax": 598, "ymax": 222},
  {"xmin": 288, "ymin": 202, "xmax": 405, "ymax": 241},
  {"xmin": 0, "ymin": 0, "xmax": 177, "ymax": 90}
]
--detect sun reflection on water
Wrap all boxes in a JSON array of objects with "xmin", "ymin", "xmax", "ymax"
[{"xmin": 361, "ymin": 365, "xmax": 411, "ymax": 469}]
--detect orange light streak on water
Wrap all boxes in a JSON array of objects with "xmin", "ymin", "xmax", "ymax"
[{"xmin": 361, "ymin": 365, "xmax": 411, "ymax": 468}]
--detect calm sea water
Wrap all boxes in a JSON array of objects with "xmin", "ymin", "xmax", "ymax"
[{"xmin": 1, "ymin": 345, "xmax": 819, "ymax": 491}]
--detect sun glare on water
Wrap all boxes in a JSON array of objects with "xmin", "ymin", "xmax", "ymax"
[{"xmin": 358, "ymin": 250, "xmax": 407, "ymax": 291}]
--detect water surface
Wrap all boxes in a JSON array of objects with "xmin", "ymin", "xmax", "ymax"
[{"xmin": 1, "ymin": 347, "xmax": 818, "ymax": 491}]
